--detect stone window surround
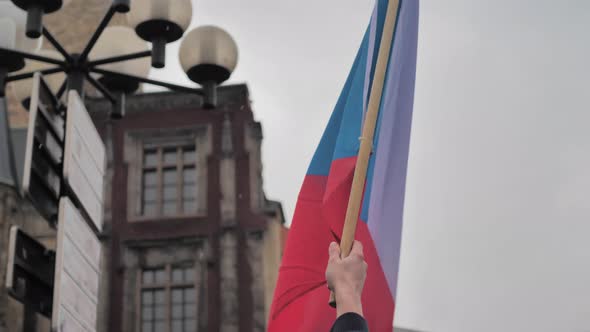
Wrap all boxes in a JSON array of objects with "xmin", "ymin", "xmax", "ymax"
[
  {"xmin": 140, "ymin": 146, "xmax": 197, "ymax": 217},
  {"xmin": 124, "ymin": 126, "xmax": 212, "ymax": 222},
  {"xmin": 122, "ymin": 241, "xmax": 209, "ymax": 332},
  {"xmin": 137, "ymin": 264, "xmax": 196, "ymax": 332}
]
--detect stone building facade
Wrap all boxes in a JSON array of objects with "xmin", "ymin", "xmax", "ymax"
[
  {"xmin": 0, "ymin": 1, "xmax": 287, "ymax": 331},
  {"xmin": 87, "ymin": 87, "xmax": 287, "ymax": 332},
  {"xmin": 1, "ymin": 88, "xmax": 287, "ymax": 332}
]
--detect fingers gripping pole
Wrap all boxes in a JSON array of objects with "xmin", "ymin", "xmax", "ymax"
[{"xmin": 329, "ymin": 0, "xmax": 401, "ymax": 308}]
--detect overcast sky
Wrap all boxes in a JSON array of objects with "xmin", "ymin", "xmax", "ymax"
[{"xmin": 147, "ymin": 1, "xmax": 590, "ymax": 331}]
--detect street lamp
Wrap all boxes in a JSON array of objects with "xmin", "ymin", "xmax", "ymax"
[
  {"xmin": 0, "ymin": 0, "xmax": 240, "ymax": 116},
  {"xmin": 179, "ymin": 25, "xmax": 238, "ymax": 109},
  {"xmin": 128, "ymin": 0, "xmax": 193, "ymax": 68}
]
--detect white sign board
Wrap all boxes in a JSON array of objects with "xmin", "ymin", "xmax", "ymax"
[
  {"xmin": 63, "ymin": 90, "xmax": 106, "ymax": 232},
  {"xmin": 52, "ymin": 197, "xmax": 102, "ymax": 332}
]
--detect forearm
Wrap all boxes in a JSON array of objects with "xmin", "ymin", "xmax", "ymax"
[
  {"xmin": 335, "ymin": 289, "xmax": 363, "ymax": 318},
  {"xmin": 326, "ymin": 241, "xmax": 368, "ymax": 331}
]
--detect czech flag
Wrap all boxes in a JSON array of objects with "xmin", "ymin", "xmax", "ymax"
[{"xmin": 268, "ymin": 0, "xmax": 419, "ymax": 331}]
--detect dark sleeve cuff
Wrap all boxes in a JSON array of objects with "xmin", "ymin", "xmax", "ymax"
[{"xmin": 330, "ymin": 312, "xmax": 369, "ymax": 332}]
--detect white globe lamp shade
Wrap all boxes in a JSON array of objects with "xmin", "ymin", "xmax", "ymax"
[
  {"xmin": 128, "ymin": 0, "xmax": 192, "ymax": 37},
  {"xmin": 128, "ymin": 0, "xmax": 193, "ymax": 68},
  {"xmin": 11, "ymin": 49, "xmax": 65, "ymax": 103},
  {"xmin": 179, "ymin": 26, "xmax": 238, "ymax": 85},
  {"xmin": 90, "ymin": 26, "xmax": 151, "ymax": 93}
]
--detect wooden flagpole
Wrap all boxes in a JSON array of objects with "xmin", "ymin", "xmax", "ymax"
[{"xmin": 329, "ymin": 0, "xmax": 401, "ymax": 307}]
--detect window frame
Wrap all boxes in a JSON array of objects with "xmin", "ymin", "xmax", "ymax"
[
  {"xmin": 140, "ymin": 144, "xmax": 198, "ymax": 218},
  {"xmin": 136, "ymin": 264, "xmax": 199, "ymax": 332},
  {"xmin": 124, "ymin": 126, "xmax": 211, "ymax": 222}
]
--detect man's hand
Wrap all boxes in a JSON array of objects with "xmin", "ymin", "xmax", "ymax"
[{"xmin": 325, "ymin": 240, "xmax": 367, "ymax": 318}]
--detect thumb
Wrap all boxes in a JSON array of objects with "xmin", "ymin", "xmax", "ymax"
[{"xmin": 328, "ymin": 242, "xmax": 341, "ymax": 261}]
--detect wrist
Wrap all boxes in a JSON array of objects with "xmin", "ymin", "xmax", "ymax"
[{"xmin": 334, "ymin": 288, "xmax": 363, "ymax": 318}]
